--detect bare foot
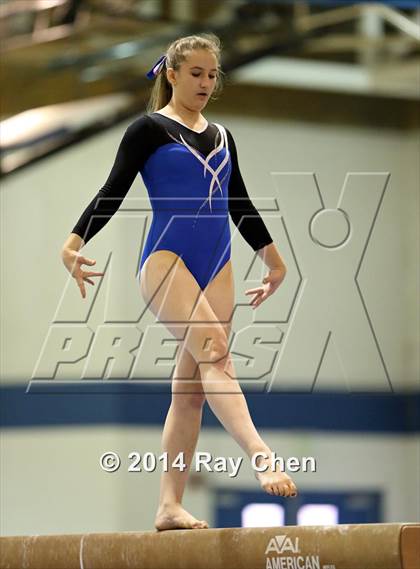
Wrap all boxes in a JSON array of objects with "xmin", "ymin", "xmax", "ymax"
[
  {"xmin": 154, "ymin": 503, "xmax": 209, "ymax": 531},
  {"xmin": 254, "ymin": 455, "xmax": 298, "ymax": 497}
]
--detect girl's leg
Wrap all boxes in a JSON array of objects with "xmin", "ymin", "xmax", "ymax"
[
  {"xmin": 140, "ymin": 252, "xmax": 297, "ymax": 508},
  {"xmin": 199, "ymin": 355, "xmax": 297, "ymax": 496},
  {"xmin": 155, "ymin": 346, "xmax": 208, "ymax": 530},
  {"xmin": 198, "ymin": 271, "xmax": 297, "ymax": 498}
]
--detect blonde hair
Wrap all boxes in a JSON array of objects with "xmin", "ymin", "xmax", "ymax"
[{"xmin": 145, "ymin": 33, "xmax": 225, "ymax": 114}]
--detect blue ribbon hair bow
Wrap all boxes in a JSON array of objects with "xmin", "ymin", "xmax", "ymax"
[{"xmin": 146, "ymin": 54, "xmax": 167, "ymax": 80}]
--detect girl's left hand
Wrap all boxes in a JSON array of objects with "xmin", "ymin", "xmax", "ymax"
[{"xmin": 245, "ymin": 268, "xmax": 286, "ymax": 310}]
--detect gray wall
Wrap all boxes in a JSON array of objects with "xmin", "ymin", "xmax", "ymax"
[
  {"xmin": 1, "ymin": 111, "xmax": 418, "ymax": 535},
  {"xmin": 1, "ymin": 113, "xmax": 418, "ymax": 389}
]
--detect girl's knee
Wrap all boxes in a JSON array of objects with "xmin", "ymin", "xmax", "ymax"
[
  {"xmin": 223, "ymin": 354, "xmax": 235, "ymax": 377},
  {"xmin": 203, "ymin": 331, "xmax": 229, "ymax": 367},
  {"xmin": 199, "ymin": 338, "xmax": 233, "ymax": 378}
]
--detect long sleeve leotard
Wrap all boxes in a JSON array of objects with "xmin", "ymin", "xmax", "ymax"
[{"xmin": 72, "ymin": 112, "xmax": 273, "ymax": 289}]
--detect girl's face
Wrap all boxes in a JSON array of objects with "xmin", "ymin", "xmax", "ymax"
[{"xmin": 169, "ymin": 49, "xmax": 219, "ymax": 110}]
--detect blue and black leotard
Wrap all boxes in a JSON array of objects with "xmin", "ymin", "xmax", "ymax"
[{"xmin": 71, "ymin": 112, "xmax": 273, "ymax": 290}]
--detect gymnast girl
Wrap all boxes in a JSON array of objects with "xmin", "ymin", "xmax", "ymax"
[{"xmin": 61, "ymin": 33, "xmax": 298, "ymax": 531}]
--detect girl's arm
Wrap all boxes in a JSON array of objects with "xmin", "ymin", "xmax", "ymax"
[
  {"xmin": 225, "ymin": 126, "xmax": 286, "ymax": 308},
  {"xmin": 226, "ymin": 126, "xmax": 286, "ymax": 273},
  {"xmin": 61, "ymin": 114, "xmax": 154, "ymax": 298},
  {"xmin": 68, "ymin": 115, "xmax": 153, "ymax": 248},
  {"xmin": 62, "ymin": 232, "xmax": 85, "ymax": 253}
]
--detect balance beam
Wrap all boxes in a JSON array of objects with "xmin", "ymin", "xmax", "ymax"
[{"xmin": 0, "ymin": 523, "xmax": 418, "ymax": 569}]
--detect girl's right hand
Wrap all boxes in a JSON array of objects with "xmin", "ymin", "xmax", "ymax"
[{"xmin": 61, "ymin": 249, "xmax": 105, "ymax": 299}]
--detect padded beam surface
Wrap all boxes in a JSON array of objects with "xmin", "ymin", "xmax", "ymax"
[{"xmin": 1, "ymin": 523, "xmax": 419, "ymax": 569}]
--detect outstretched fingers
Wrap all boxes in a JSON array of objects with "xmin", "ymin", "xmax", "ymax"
[
  {"xmin": 76, "ymin": 276, "xmax": 87, "ymax": 298},
  {"xmin": 83, "ymin": 270, "xmax": 105, "ymax": 284},
  {"xmin": 84, "ymin": 270, "xmax": 105, "ymax": 277},
  {"xmin": 76, "ymin": 270, "xmax": 105, "ymax": 297},
  {"xmin": 245, "ymin": 287, "xmax": 264, "ymax": 307},
  {"xmin": 245, "ymin": 287, "xmax": 263, "ymax": 295},
  {"xmin": 251, "ymin": 292, "xmax": 269, "ymax": 309}
]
